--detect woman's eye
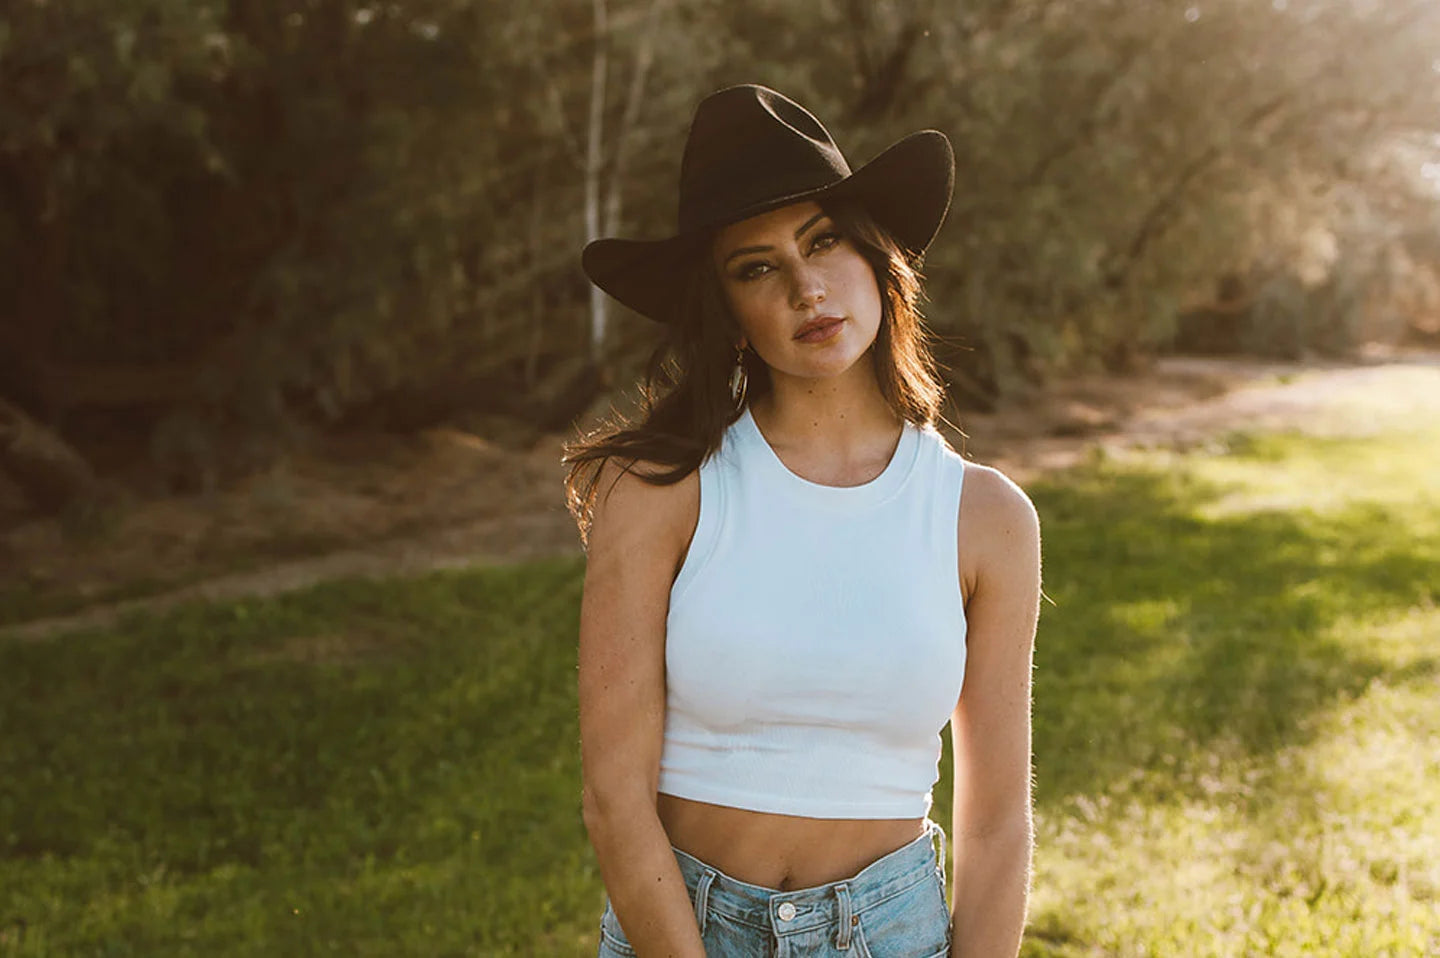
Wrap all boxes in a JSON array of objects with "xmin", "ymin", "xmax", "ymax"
[
  {"xmin": 811, "ymin": 231, "xmax": 842, "ymax": 252},
  {"xmin": 737, "ymin": 262, "xmax": 771, "ymax": 280}
]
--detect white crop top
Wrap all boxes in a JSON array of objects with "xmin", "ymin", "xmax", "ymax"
[{"xmin": 659, "ymin": 405, "xmax": 968, "ymax": 819}]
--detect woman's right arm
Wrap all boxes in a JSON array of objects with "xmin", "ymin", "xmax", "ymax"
[{"xmin": 578, "ymin": 459, "xmax": 705, "ymax": 958}]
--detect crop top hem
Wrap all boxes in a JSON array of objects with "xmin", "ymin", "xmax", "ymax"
[{"xmin": 656, "ymin": 781, "xmax": 933, "ymax": 820}]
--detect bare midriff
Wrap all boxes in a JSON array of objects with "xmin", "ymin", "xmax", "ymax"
[{"xmin": 655, "ymin": 793, "xmax": 928, "ymax": 891}]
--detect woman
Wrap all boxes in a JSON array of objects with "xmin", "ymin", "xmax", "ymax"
[{"xmin": 565, "ymin": 84, "xmax": 1040, "ymax": 957}]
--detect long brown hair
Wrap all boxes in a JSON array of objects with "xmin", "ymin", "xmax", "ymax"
[{"xmin": 562, "ymin": 196, "xmax": 947, "ymax": 546}]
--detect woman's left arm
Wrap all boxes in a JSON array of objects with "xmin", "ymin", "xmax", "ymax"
[{"xmin": 948, "ymin": 465, "xmax": 1041, "ymax": 958}]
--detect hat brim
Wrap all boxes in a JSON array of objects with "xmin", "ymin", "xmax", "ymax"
[{"xmin": 582, "ymin": 130, "xmax": 954, "ymax": 325}]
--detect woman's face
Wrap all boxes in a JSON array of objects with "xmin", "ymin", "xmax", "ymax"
[{"xmin": 710, "ymin": 200, "xmax": 883, "ymax": 383}]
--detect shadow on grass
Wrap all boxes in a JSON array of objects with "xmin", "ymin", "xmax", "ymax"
[
  {"xmin": 1020, "ymin": 464, "xmax": 1436, "ymax": 807},
  {"xmin": 1007, "ymin": 458, "xmax": 1440, "ymax": 956}
]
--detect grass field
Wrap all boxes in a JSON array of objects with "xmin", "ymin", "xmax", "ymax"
[{"xmin": 2, "ymin": 424, "xmax": 1436, "ymax": 956}]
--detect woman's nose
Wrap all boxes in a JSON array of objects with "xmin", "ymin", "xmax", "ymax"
[{"xmin": 789, "ymin": 263, "xmax": 826, "ymax": 310}]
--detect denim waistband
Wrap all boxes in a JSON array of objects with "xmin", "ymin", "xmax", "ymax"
[{"xmin": 668, "ymin": 818, "xmax": 947, "ymax": 935}]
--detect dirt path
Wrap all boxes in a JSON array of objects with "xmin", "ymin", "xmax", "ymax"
[
  {"xmin": 4, "ymin": 352, "xmax": 1436, "ymax": 643},
  {"xmin": 965, "ymin": 353, "xmax": 1440, "ymax": 480}
]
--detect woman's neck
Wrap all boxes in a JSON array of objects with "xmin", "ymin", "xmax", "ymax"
[{"xmin": 749, "ymin": 354, "xmax": 902, "ymax": 461}]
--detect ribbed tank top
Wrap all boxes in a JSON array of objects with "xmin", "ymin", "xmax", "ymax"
[{"xmin": 659, "ymin": 405, "xmax": 968, "ymax": 819}]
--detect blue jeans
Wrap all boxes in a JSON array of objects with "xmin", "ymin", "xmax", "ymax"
[{"xmin": 598, "ymin": 818, "xmax": 951, "ymax": 957}]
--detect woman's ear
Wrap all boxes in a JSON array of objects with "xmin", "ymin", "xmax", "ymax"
[{"xmin": 738, "ymin": 336, "xmax": 749, "ymax": 352}]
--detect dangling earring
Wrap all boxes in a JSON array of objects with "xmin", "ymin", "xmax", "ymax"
[{"xmin": 728, "ymin": 344, "xmax": 749, "ymax": 407}]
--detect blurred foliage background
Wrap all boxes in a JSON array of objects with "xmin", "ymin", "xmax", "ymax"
[{"xmin": 2, "ymin": 0, "xmax": 1439, "ymax": 507}]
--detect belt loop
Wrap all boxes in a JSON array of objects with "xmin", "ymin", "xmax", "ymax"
[
  {"xmin": 834, "ymin": 882, "xmax": 854, "ymax": 950},
  {"xmin": 693, "ymin": 869, "xmax": 715, "ymax": 936}
]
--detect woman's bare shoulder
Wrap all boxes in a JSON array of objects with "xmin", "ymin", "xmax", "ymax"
[
  {"xmin": 960, "ymin": 461, "xmax": 1037, "ymax": 531},
  {"xmin": 956, "ymin": 461, "xmax": 1040, "ymax": 589},
  {"xmin": 588, "ymin": 457, "xmax": 701, "ymax": 564}
]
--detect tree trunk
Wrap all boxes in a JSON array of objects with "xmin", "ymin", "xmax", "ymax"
[
  {"xmin": 603, "ymin": 0, "xmax": 668, "ymax": 239},
  {"xmin": 585, "ymin": 0, "xmax": 610, "ymax": 362},
  {"xmin": 527, "ymin": 143, "xmax": 548, "ymax": 389}
]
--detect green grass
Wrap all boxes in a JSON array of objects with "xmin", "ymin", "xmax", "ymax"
[
  {"xmin": 1, "ymin": 425, "xmax": 1436, "ymax": 955},
  {"xmin": 1021, "ymin": 428, "xmax": 1440, "ymax": 957},
  {"xmin": 0, "ymin": 560, "xmax": 595, "ymax": 955}
]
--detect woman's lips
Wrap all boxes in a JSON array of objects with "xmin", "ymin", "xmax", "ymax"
[{"xmin": 794, "ymin": 317, "xmax": 845, "ymax": 343}]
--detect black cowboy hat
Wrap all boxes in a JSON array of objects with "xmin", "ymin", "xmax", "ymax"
[{"xmin": 581, "ymin": 84, "xmax": 955, "ymax": 325}]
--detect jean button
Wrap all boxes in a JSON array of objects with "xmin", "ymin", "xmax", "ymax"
[{"xmin": 777, "ymin": 902, "xmax": 797, "ymax": 921}]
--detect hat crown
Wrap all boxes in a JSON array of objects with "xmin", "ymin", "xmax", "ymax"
[
  {"xmin": 677, "ymin": 85, "xmax": 852, "ymax": 233},
  {"xmin": 580, "ymin": 83, "xmax": 953, "ymax": 324}
]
